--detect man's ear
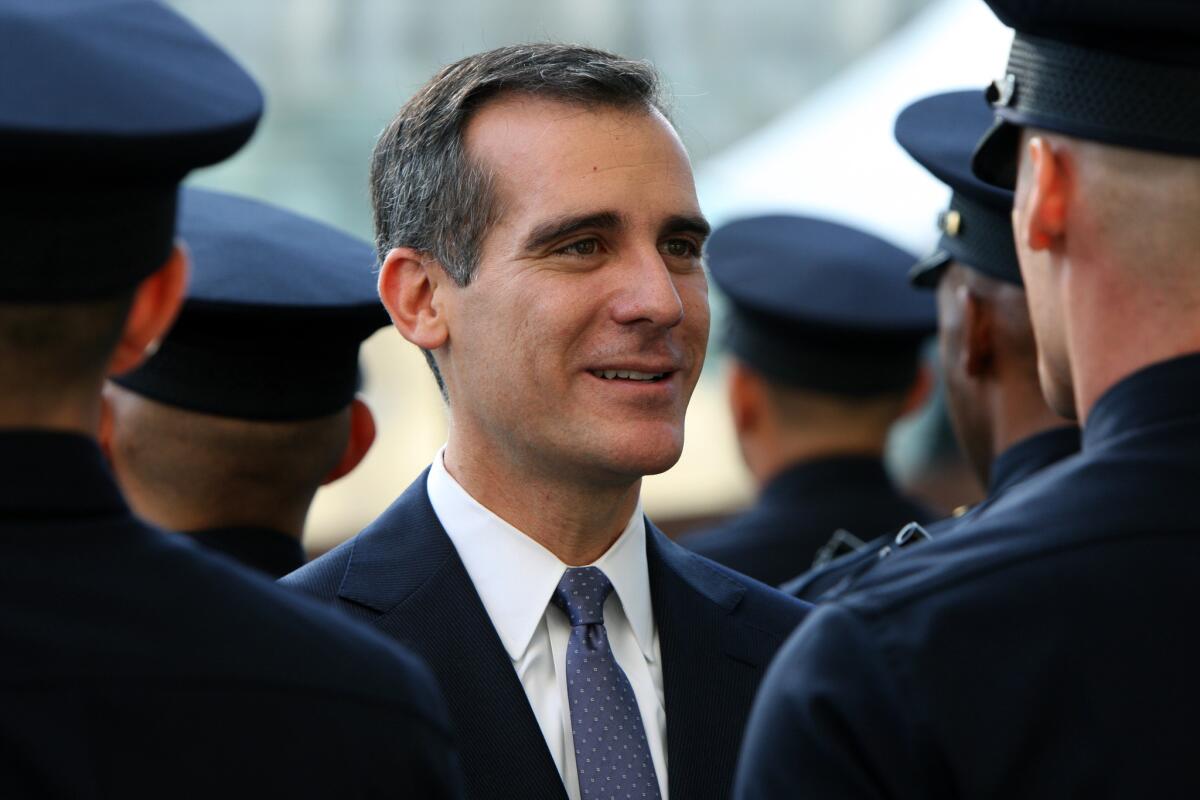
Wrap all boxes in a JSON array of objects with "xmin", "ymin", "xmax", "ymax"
[
  {"xmin": 378, "ymin": 247, "xmax": 450, "ymax": 351},
  {"xmin": 961, "ymin": 288, "xmax": 996, "ymax": 379},
  {"xmin": 900, "ymin": 363, "xmax": 934, "ymax": 417},
  {"xmin": 322, "ymin": 396, "xmax": 377, "ymax": 485},
  {"xmin": 1021, "ymin": 136, "xmax": 1070, "ymax": 252},
  {"xmin": 98, "ymin": 383, "xmax": 116, "ymax": 465},
  {"xmin": 728, "ymin": 360, "xmax": 765, "ymax": 437},
  {"xmin": 107, "ymin": 243, "xmax": 189, "ymax": 377}
]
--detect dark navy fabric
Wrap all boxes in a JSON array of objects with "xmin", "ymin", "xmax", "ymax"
[
  {"xmin": 0, "ymin": 0, "xmax": 263, "ymax": 299},
  {"xmin": 680, "ymin": 456, "xmax": 932, "ymax": 587},
  {"xmin": 115, "ymin": 187, "xmax": 389, "ymax": 421},
  {"xmin": 552, "ymin": 568, "xmax": 661, "ymax": 800},
  {"xmin": 707, "ymin": 215, "xmax": 935, "ymax": 395},
  {"xmin": 734, "ymin": 353, "xmax": 1200, "ymax": 799},
  {"xmin": 0, "ymin": 431, "xmax": 462, "ymax": 799},
  {"xmin": 895, "ymin": 90, "xmax": 1021, "ymax": 287},
  {"xmin": 283, "ymin": 470, "xmax": 811, "ymax": 800},
  {"xmin": 708, "ymin": 216, "xmax": 932, "ymax": 332},
  {"xmin": 782, "ymin": 426, "xmax": 1080, "ymax": 601},
  {"xmin": 183, "ymin": 526, "xmax": 306, "ymax": 579}
]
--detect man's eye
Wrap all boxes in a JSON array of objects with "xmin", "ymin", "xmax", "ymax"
[
  {"xmin": 558, "ymin": 239, "xmax": 598, "ymax": 256},
  {"xmin": 662, "ymin": 239, "xmax": 699, "ymax": 258}
]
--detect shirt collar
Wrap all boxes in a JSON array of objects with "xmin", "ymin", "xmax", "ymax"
[
  {"xmin": 986, "ymin": 425, "xmax": 1080, "ymax": 497},
  {"xmin": 0, "ymin": 429, "xmax": 128, "ymax": 516},
  {"xmin": 427, "ymin": 447, "xmax": 655, "ymax": 663},
  {"xmin": 760, "ymin": 454, "xmax": 892, "ymax": 504}
]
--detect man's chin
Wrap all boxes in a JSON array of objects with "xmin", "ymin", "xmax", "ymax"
[{"xmin": 601, "ymin": 434, "xmax": 685, "ymax": 479}]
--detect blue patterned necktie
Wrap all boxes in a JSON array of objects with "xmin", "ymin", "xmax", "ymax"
[{"xmin": 552, "ymin": 566, "xmax": 662, "ymax": 800}]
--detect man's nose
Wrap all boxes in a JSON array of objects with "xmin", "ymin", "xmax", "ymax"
[{"xmin": 609, "ymin": 247, "xmax": 686, "ymax": 328}]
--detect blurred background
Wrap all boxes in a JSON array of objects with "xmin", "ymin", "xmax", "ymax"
[{"xmin": 166, "ymin": 0, "xmax": 1013, "ymax": 553}]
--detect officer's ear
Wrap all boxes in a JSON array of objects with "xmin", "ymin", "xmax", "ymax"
[
  {"xmin": 900, "ymin": 363, "xmax": 933, "ymax": 417},
  {"xmin": 107, "ymin": 242, "xmax": 189, "ymax": 377},
  {"xmin": 323, "ymin": 396, "xmax": 376, "ymax": 485},
  {"xmin": 379, "ymin": 247, "xmax": 450, "ymax": 352},
  {"xmin": 97, "ymin": 384, "xmax": 116, "ymax": 466},
  {"xmin": 1019, "ymin": 135, "xmax": 1071, "ymax": 252},
  {"xmin": 961, "ymin": 288, "xmax": 996, "ymax": 379},
  {"xmin": 727, "ymin": 360, "xmax": 766, "ymax": 436}
]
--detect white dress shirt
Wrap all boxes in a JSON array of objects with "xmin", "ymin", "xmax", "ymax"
[{"xmin": 427, "ymin": 448, "xmax": 669, "ymax": 800}]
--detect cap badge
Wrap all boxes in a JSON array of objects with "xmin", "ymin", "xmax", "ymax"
[
  {"xmin": 938, "ymin": 209, "xmax": 962, "ymax": 238},
  {"xmin": 987, "ymin": 74, "xmax": 1017, "ymax": 108}
]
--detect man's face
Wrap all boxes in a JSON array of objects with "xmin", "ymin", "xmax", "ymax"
[
  {"xmin": 1013, "ymin": 134, "xmax": 1077, "ymax": 419},
  {"xmin": 438, "ymin": 95, "xmax": 710, "ymax": 484},
  {"xmin": 935, "ymin": 263, "xmax": 992, "ymax": 486}
]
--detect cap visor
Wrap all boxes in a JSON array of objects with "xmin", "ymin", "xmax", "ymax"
[
  {"xmin": 971, "ymin": 117, "xmax": 1021, "ymax": 190},
  {"xmin": 908, "ymin": 250, "xmax": 951, "ymax": 288}
]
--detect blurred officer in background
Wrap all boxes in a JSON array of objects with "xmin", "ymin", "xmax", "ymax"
[
  {"xmin": 285, "ymin": 44, "xmax": 809, "ymax": 800},
  {"xmin": 0, "ymin": 2, "xmax": 461, "ymax": 796},
  {"xmin": 103, "ymin": 188, "xmax": 387, "ymax": 578},
  {"xmin": 680, "ymin": 215, "xmax": 936, "ymax": 586},
  {"xmin": 784, "ymin": 90, "xmax": 1078, "ymax": 602},
  {"xmin": 735, "ymin": 1, "xmax": 1200, "ymax": 797}
]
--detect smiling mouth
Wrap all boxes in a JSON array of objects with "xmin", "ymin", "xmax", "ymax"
[{"xmin": 589, "ymin": 369, "xmax": 669, "ymax": 382}]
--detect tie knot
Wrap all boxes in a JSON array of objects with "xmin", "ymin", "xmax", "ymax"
[{"xmin": 551, "ymin": 566, "xmax": 613, "ymax": 627}]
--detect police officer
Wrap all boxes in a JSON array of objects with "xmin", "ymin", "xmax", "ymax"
[
  {"xmin": 0, "ymin": 2, "xmax": 460, "ymax": 795},
  {"xmin": 783, "ymin": 90, "xmax": 1078, "ymax": 602},
  {"xmin": 680, "ymin": 215, "xmax": 936, "ymax": 585},
  {"xmin": 103, "ymin": 187, "xmax": 388, "ymax": 578},
  {"xmin": 735, "ymin": 2, "xmax": 1200, "ymax": 797}
]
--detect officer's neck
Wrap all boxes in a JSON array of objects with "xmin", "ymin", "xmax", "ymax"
[{"xmin": 0, "ymin": 389, "xmax": 101, "ymax": 437}]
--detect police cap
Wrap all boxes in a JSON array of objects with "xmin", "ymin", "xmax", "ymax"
[
  {"xmin": 973, "ymin": 0, "xmax": 1200, "ymax": 188},
  {"xmin": 113, "ymin": 188, "xmax": 390, "ymax": 422},
  {"xmin": 707, "ymin": 215, "xmax": 935, "ymax": 396},
  {"xmin": 895, "ymin": 90, "xmax": 1021, "ymax": 288},
  {"xmin": 0, "ymin": 0, "xmax": 263, "ymax": 300}
]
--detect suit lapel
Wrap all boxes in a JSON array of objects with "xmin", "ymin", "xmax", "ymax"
[
  {"xmin": 336, "ymin": 472, "xmax": 567, "ymax": 800},
  {"xmin": 648, "ymin": 524, "xmax": 775, "ymax": 800}
]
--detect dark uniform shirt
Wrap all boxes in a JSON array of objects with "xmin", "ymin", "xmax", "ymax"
[
  {"xmin": 184, "ymin": 526, "xmax": 307, "ymax": 579},
  {"xmin": 783, "ymin": 425, "xmax": 1080, "ymax": 600},
  {"xmin": 680, "ymin": 455, "xmax": 931, "ymax": 586},
  {"xmin": 0, "ymin": 431, "xmax": 463, "ymax": 798},
  {"xmin": 735, "ymin": 353, "xmax": 1200, "ymax": 799}
]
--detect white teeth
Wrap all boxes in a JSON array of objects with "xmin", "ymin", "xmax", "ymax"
[{"xmin": 591, "ymin": 370, "xmax": 665, "ymax": 381}]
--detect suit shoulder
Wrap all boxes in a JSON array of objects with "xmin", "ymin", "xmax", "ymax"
[
  {"xmin": 684, "ymin": 548, "xmax": 813, "ymax": 635},
  {"xmin": 281, "ymin": 533, "xmax": 356, "ymax": 600}
]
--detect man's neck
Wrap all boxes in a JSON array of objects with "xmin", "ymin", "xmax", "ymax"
[
  {"xmin": 990, "ymin": 380, "xmax": 1069, "ymax": 459},
  {"xmin": 0, "ymin": 396, "xmax": 100, "ymax": 436},
  {"xmin": 120, "ymin": 479, "xmax": 311, "ymax": 540},
  {"xmin": 442, "ymin": 439, "xmax": 641, "ymax": 566},
  {"xmin": 1068, "ymin": 282, "xmax": 1200, "ymax": 424}
]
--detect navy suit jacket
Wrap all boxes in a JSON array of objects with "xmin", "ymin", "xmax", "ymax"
[
  {"xmin": 0, "ymin": 431, "xmax": 462, "ymax": 799},
  {"xmin": 680, "ymin": 455, "xmax": 932, "ymax": 586},
  {"xmin": 284, "ymin": 469, "xmax": 811, "ymax": 800}
]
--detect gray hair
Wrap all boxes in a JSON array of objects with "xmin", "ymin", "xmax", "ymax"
[{"xmin": 369, "ymin": 43, "xmax": 668, "ymax": 395}]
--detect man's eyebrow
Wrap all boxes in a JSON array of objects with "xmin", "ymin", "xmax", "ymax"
[
  {"xmin": 661, "ymin": 214, "xmax": 711, "ymax": 240},
  {"xmin": 522, "ymin": 211, "xmax": 623, "ymax": 252}
]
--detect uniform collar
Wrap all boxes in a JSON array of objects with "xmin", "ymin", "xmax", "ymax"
[
  {"xmin": 426, "ymin": 447, "xmax": 655, "ymax": 664},
  {"xmin": 987, "ymin": 425, "xmax": 1080, "ymax": 497},
  {"xmin": 184, "ymin": 526, "xmax": 306, "ymax": 578},
  {"xmin": 1084, "ymin": 353, "xmax": 1200, "ymax": 452},
  {"xmin": 0, "ymin": 428, "xmax": 128, "ymax": 517},
  {"xmin": 761, "ymin": 454, "xmax": 893, "ymax": 503}
]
